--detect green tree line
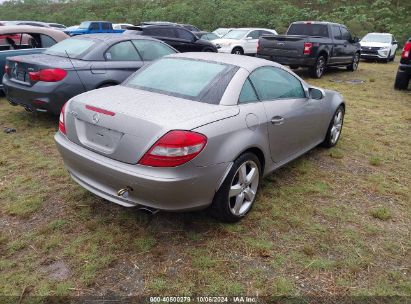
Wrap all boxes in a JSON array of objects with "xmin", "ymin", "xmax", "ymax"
[{"xmin": 0, "ymin": 0, "xmax": 410, "ymax": 44}]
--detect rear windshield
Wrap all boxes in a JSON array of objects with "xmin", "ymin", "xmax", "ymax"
[
  {"xmin": 45, "ymin": 38, "xmax": 96, "ymax": 58},
  {"xmin": 287, "ymin": 24, "xmax": 329, "ymax": 37},
  {"xmin": 125, "ymin": 58, "xmax": 237, "ymax": 104}
]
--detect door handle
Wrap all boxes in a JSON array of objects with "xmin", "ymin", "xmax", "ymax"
[{"xmin": 271, "ymin": 116, "xmax": 284, "ymax": 125}]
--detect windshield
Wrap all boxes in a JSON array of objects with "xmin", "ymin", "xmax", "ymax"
[
  {"xmin": 125, "ymin": 58, "xmax": 229, "ymax": 101},
  {"xmin": 214, "ymin": 28, "xmax": 231, "ymax": 36},
  {"xmin": 222, "ymin": 29, "xmax": 248, "ymax": 40},
  {"xmin": 45, "ymin": 38, "xmax": 95, "ymax": 58},
  {"xmin": 361, "ymin": 34, "xmax": 391, "ymax": 43},
  {"xmin": 79, "ymin": 22, "xmax": 91, "ymax": 29}
]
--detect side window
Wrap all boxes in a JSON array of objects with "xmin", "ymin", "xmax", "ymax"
[
  {"xmin": 132, "ymin": 40, "xmax": 175, "ymax": 61},
  {"xmin": 105, "ymin": 41, "xmax": 141, "ymax": 61},
  {"xmin": 340, "ymin": 27, "xmax": 351, "ymax": 41},
  {"xmin": 176, "ymin": 28, "xmax": 195, "ymax": 40},
  {"xmin": 249, "ymin": 66, "xmax": 305, "ymax": 100},
  {"xmin": 40, "ymin": 34, "xmax": 56, "ymax": 48},
  {"xmin": 247, "ymin": 30, "xmax": 260, "ymax": 39},
  {"xmin": 156, "ymin": 28, "xmax": 176, "ymax": 38},
  {"xmin": 90, "ymin": 23, "xmax": 100, "ymax": 31},
  {"xmin": 239, "ymin": 78, "xmax": 259, "ymax": 104},
  {"xmin": 331, "ymin": 25, "xmax": 342, "ymax": 40},
  {"xmin": 101, "ymin": 23, "xmax": 110, "ymax": 30}
]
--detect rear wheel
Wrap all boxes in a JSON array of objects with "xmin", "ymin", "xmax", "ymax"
[
  {"xmin": 321, "ymin": 105, "xmax": 345, "ymax": 148},
  {"xmin": 347, "ymin": 52, "xmax": 360, "ymax": 71},
  {"xmin": 232, "ymin": 47, "xmax": 244, "ymax": 55},
  {"xmin": 310, "ymin": 55, "xmax": 326, "ymax": 78},
  {"xmin": 209, "ymin": 153, "xmax": 261, "ymax": 222},
  {"xmin": 394, "ymin": 72, "xmax": 410, "ymax": 90}
]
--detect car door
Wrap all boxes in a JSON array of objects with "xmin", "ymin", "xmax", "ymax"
[
  {"xmin": 90, "ymin": 40, "xmax": 143, "ymax": 86},
  {"xmin": 340, "ymin": 26, "xmax": 356, "ymax": 63},
  {"xmin": 249, "ymin": 66, "xmax": 326, "ymax": 163},
  {"xmin": 243, "ymin": 30, "xmax": 260, "ymax": 54},
  {"xmin": 330, "ymin": 25, "xmax": 345, "ymax": 64},
  {"xmin": 175, "ymin": 28, "xmax": 200, "ymax": 52},
  {"xmin": 143, "ymin": 27, "xmax": 179, "ymax": 51}
]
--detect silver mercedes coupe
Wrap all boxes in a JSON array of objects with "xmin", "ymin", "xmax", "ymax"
[{"xmin": 55, "ymin": 52, "xmax": 345, "ymax": 222}]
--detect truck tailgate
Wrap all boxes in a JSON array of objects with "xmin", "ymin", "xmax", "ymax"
[{"xmin": 258, "ymin": 35, "xmax": 307, "ymax": 58}]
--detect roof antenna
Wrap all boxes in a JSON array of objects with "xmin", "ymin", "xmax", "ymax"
[{"xmin": 64, "ymin": 49, "xmax": 87, "ymax": 93}]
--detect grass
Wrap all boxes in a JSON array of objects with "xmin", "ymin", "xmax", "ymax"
[{"xmin": 0, "ymin": 59, "xmax": 410, "ymax": 297}]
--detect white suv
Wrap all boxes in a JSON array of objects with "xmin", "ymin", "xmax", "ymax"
[
  {"xmin": 212, "ymin": 28, "xmax": 277, "ymax": 55},
  {"xmin": 360, "ymin": 33, "xmax": 398, "ymax": 62}
]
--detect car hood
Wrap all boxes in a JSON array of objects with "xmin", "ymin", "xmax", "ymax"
[{"xmin": 360, "ymin": 41, "xmax": 390, "ymax": 48}]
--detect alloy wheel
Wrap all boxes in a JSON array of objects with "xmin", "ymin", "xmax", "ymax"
[
  {"xmin": 330, "ymin": 109, "xmax": 343, "ymax": 144},
  {"xmin": 316, "ymin": 57, "xmax": 325, "ymax": 77},
  {"xmin": 228, "ymin": 160, "xmax": 259, "ymax": 216}
]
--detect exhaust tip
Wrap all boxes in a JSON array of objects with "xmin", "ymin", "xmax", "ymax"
[
  {"xmin": 117, "ymin": 186, "xmax": 133, "ymax": 198},
  {"xmin": 138, "ymin": 206, "xmax": 159, "ymax": 215}
]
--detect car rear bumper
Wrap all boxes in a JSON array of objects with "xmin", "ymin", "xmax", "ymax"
[
  {"xmin": 55, "ymin": 132, "xmax": 230, "ymax": 211},
  {"xmin": 2, "ymin": 75, "xmax": 80, "ymax": 115},
  {"xmin": 256, "ymin": 54, "xmax": 316, "ymax": 67}
]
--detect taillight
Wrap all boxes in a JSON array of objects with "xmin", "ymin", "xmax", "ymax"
[
  {"xmin": 29, "ymin": 68, "xmax": 67, "ymax": 82},
  {"xmin": 402, "ymin": 41, "xmax": 411, "ymax": 59},
  {"xmin": 303, "ymin": 42, "xmax": 313, "ymax": 55},
  {"xmin": 138, "ymin": 130, "xmax": 207, "ymax": 167},
  {"xmin": 59, "ymin": 102, "xmax": 67, "ymax": 135},
  {"xmin": 4, "ymin": 64, "xmax": 10, "ymax": 74}
]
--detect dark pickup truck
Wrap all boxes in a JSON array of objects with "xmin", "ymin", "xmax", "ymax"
[{"xmin": 257, "ymin": 21, "xmax": 361, "ymax": 78}]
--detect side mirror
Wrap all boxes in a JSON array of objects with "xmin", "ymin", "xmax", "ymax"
[
  {"xmin": 393, "ymin": 40, "xmax": 398, "ymax": 45},
  {"xmin": 352, "ymin": 36, "xmax": 359, "ymax": 43},
  {"xmin": 192, "ymin": 35, "xmax": 198, "ymax": 42},
  {"xmin": 309, "ymin": 87, "xmax": 324, "ymax": 100}
]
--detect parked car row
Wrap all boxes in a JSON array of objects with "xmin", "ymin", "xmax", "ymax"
[{"xmin": 0, "ymin": 18, "xmax": 408, "ymax": 222}]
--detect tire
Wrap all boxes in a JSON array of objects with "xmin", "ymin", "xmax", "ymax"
[
  {"xmin": 97, "ymin": 83, "xmax": 116, "ymax": 89},
  {"xmin": 231, "ymin": 47, "xmax": 244, "ymax": 55},
  {"xmin": 309, "ymin": 55, "xmax": 326, "ymax": 78},
  {"xmin": 390, "ymin": 52, "xmax": 396, "ymax": 62},
  {"xmin": 394, "ymin": 72, "xmax": 409, "ymax": 90},
  {"xmin": 209, "ymin": 153, "xmax": 261, "ymax": 222},
  {"xmin": 321, "ymin": 105, "xmax": 345, "ymax": 148},
  {"xmin": 202, "ymin": 47, "xmax": 215, "ymax": 52},
  {"xmin": 383, "ymin": 52, "xmax": 391, "ymax": 63},
  {"xmin": 347, "ymin": 52, "xmax": 360, "ymax": 71}
]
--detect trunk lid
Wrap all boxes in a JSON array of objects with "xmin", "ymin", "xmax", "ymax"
[
  {"xmin": 65, "ymin": 86, "xmax": 239, "ymax": 164},
  {"xmin": 6, "ymin": 54, "xmax": 87, "ymax": 86}
]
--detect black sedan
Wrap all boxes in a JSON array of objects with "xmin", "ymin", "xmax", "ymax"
[{"xmin": 3, "ymin": 34, "xmax": 177, "ymax": 115}]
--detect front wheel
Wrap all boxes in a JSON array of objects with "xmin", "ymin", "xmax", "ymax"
[
  {"xmin": 347, "ymin": 53, "xmax": 360, "ymax": 71},
  {"xmin": 209, "ymin": 153, "xmax": 261, "ymax": 222},
  {"xmin": 310, "ymin": 55, "xmax": 326, "ymax": 78},
  {"xmin": 321, "ymin": 105, "xmax": 345, "ymax": 148},
  {"xmin": 231, "ymin": 47, "xmax": 244, "ymax": 55}
]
